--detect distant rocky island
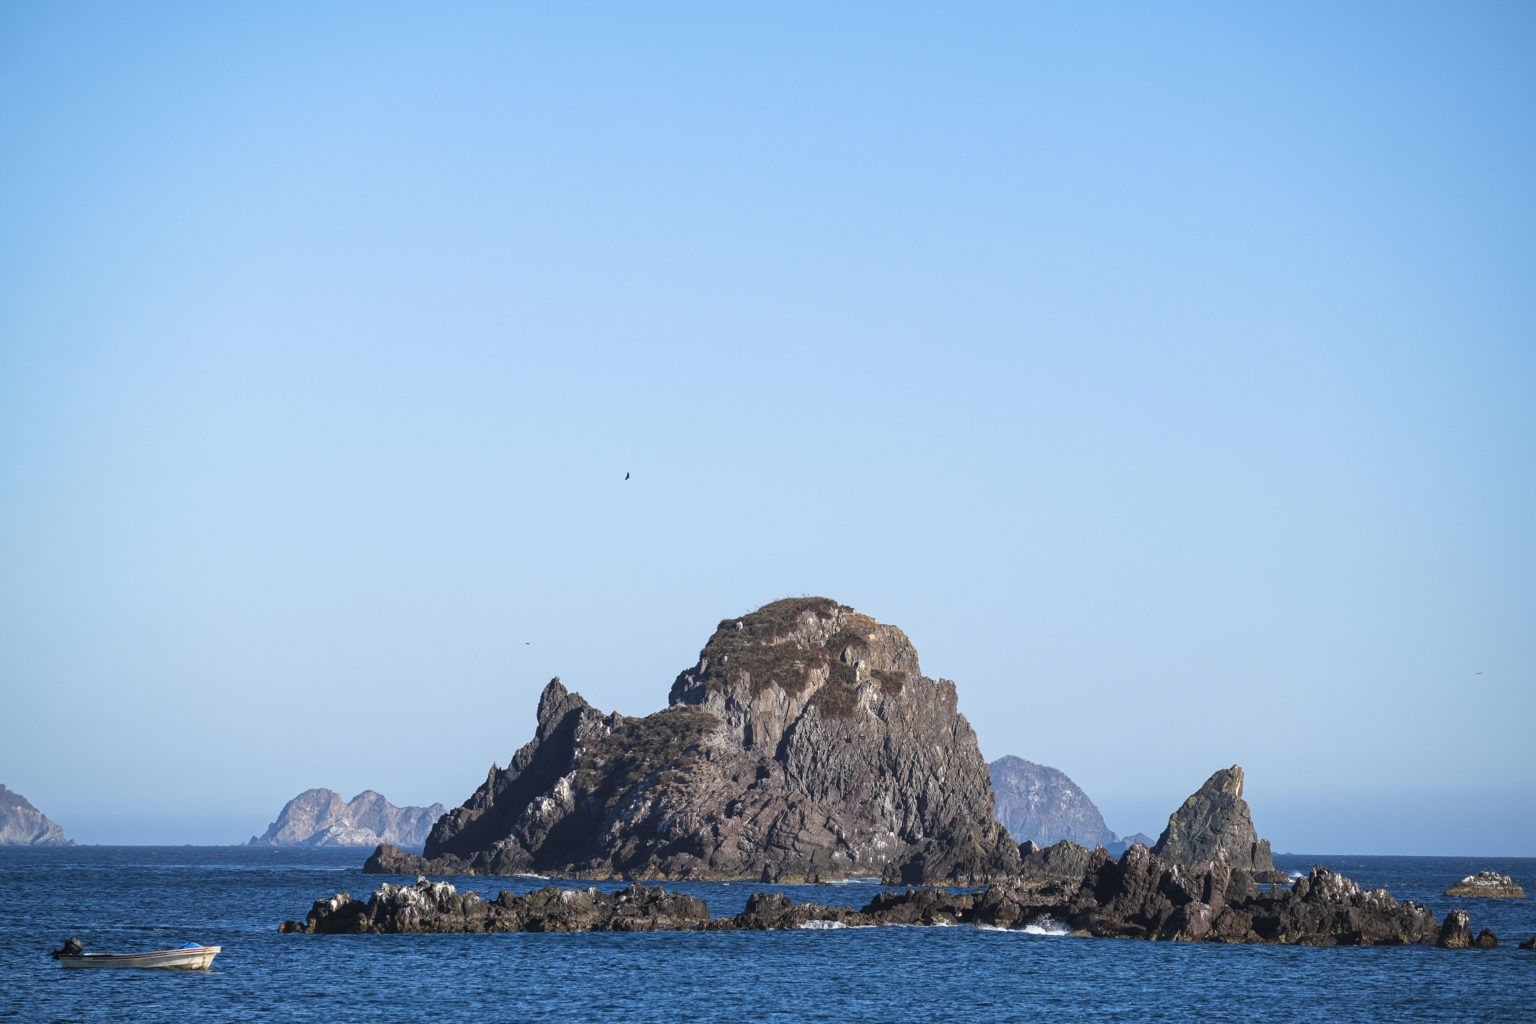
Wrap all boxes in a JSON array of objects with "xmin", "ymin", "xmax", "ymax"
[
  {"xmin": 989, "ymin": 756, "xmax": 1117, "ymax": 848},
  {"xmin": 0, "ymin": 784, "xmax": 71, "ymax": 845},
  {"xmin": 368, "ymin": 598, "xmax": 1020, "ymax": 883},
  {"xmin": 1445, "ymin": 871, "xmax": 1525, "ymax": 899},
  {"xmin": 250, "ymin": 789, "xmax": 445, "ymax": 848},
  {"xmin": 988, "ymin": 755, "xmax": 1150, "ymax": 854}
]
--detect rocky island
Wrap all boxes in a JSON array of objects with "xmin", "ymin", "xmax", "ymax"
[
  {"xmin": 366, "ymin": 598, "xmax": 1019, "ymax": 884},
  {"xmin": 279, "ymin": 597, "xmax": 1520, "ymax": 951},
  {"xmin": 1444, "ymin": 871, "xmax": 1525, "ymax": 899},
  {"xmin": 989, "ymin": 756, "xmax": 1117, "ymax": 849},
  {"xmin": 250, "ymin": 789, "xmax": 445, "ymax": 848},
  {"xmin": 0, "ymin": 784, "xmax": 71, "ymax": 845}
]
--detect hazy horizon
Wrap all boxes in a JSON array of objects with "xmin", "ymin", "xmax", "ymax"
[{"xmin": 3, "ymin": 4, "xmax": 1532, "ymax": 858}]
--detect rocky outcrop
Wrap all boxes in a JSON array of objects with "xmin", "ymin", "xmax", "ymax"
[
  {"xmin": 1017, "ymin": 838, "xmax": 1099, "ymax": 882},
  {"xmin": 287, "ymin": 850, "xmax": 1445, "ymax": 947},
  {"xmin": 1050, "ymin": 846, "xmax": 1437, "ymax": 945},
  {"xmin": 1151, "ymin": 766, "xmax": 1288, "ymax": 883},
  {"xmin": 1437, "ymin": 909, "xmax": 1474, "ymax": 948},
  {"xmin": 1444, "ymin": 871, "xmax": 1525, "ymax": 898},
  {"xmin": 250, "ymin": 789, "xmax": 444, "ymax": 848},
  {"xmin": 989, "ymin": 756, "xmax": 1117, "ymax": 848},
  {"xmin": 0, "ymin": 784, "xmax": 70, "ymax": 845},
  {"xmin": 282, "ymin": 877, "xmax": 713, "ymax": 934},
  {"xmin": 367, "ymin": 599, "xmax": 1018, "ymax": 884}
]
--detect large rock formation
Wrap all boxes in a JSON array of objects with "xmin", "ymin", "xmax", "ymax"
[
  {"xmin": 1151, "ymin": 766, "xmax": 1289, "ymax": 883},
  {"xmin": 366, "ymin": 598, "xmax": 1018, "ymax": 884},
  {"xmin": 989, "ymin": 756, "xmax": 1118, "ymax": 848},
  {"xmin": 250, "ymin": 789, "xmax": 445, "ymax": 848},
  {"xmin": 0, "ymin": 784, "xmax": 70, "ymax": 845}
]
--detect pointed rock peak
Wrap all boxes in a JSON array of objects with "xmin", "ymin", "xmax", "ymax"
[
  {"xmin": 537, "ymin": 677, "xmax": 569, "ymax": 720},
  {"xmin": 1203, "ymin": 765, "xmax": 1244, "ymax": 800},
  {"xmin": 1152, "ymin": 765, "xmax": 1286, "ymax": 883},
  {"xmin": 536, "ymin": 676, "xmax": 592, "ymax": 728}
]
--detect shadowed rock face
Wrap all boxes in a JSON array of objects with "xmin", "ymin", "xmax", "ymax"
[
  {"xmin": 0, "ymin": 784, "xmax": 70, "ymax": 846},
  {"xmin": 989, "ymin": 757, "xmax": 1117, "ymax": 848},
  {"xmin": 250, "ymin": 790, "xmax": 445, "ymax": 847},
  {"xmin": 367, "ymin": 598, "xmax": 1018, "ymax": 884},
  {"xmin": 1017, "ymin": 838, "xmax": 1100, "ymax": 882},
  {"xmin": 1151, "ymin": 766, "xmax": 1288, "ymax": 883}
]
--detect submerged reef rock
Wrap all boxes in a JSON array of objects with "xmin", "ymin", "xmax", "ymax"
[
  {"xmin": 287, "ymin": 850, "xmax": 1445, "ymax": 947},
  {"xmin": 1444, "ymin": 871, "xmax": 1525, "ymax": 899},
  {"xmin": 989, "ymin": 756, "xmax": 1117, "ymax": 849},
  {"xmin": 249, "ymin": 789, "xmax": 445, "ymax": 848},
  {"xmin": 366, "ymin": 598, "xmax": 1018, "ymax": 884},
  {"xmin": 1151, "ymin": 766, "xmax": 1289, "ymax": 883},
  {"xmin": 0, "ymin": 784, "xmax": 70, "ymax": 845}
]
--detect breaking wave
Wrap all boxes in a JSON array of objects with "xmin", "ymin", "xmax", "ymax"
[{"xmin": 1021, "ymin": 916, "xmax": 1069, "ymax": 936}]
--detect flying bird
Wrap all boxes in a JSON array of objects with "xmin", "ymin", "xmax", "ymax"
[{"xmin": 624, "ymin": 472, "xmax": 630, "ymax": 480}]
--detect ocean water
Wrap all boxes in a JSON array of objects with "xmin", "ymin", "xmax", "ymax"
[{"xmin": 4, "ymin": 847, "xmax": 1533, "ymax": 1023}]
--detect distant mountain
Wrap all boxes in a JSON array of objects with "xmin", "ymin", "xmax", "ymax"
[
  {"xmin": 0, "ymin": 784, "xmax": 71, "ymax": 845},
  {"xmin": 989, "ymin": 756, "xmax": 1118, "ymax": 848},
  {"xmin": 249, "ymin": 789, "xmax": 444, "ymax": 848}
]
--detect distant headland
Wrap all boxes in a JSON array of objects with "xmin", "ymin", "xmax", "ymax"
[
  {"xmin": 249, "ymin": 789, "xmax": 444, "ymax": 848},
  {"xmin": 0, "ymin": 784, "xmax": 71, "ymax": 845}
]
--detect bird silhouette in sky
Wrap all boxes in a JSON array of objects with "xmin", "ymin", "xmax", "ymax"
[{"xmin": 624, "ymin": 472, "xmax": 630, "ymax": 480}]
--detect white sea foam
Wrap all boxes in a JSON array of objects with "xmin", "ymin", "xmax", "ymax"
[
  {"xmin": 1288, "ymin": 870, "xmax": 1305, "ymax": 880},
  {"xmin": 797, "ymin": 920, "xmax": 850, "ymax": 930},
  {"xmin": 1021, "ymin": 916, "xmax": 1069, "ymax": 936}
]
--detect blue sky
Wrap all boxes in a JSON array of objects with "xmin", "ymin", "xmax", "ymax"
[{"xmin": 2, "ymin": 2, "xmax": 1532, "ymax": 853}]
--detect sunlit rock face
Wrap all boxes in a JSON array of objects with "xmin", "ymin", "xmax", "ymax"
[
  {"xmin": 989, "ymin": 756, "xmax": 1117, "ymax": 849},
  {"xmin": 0, "ymin": 784, "xmax": 71, "ymax": 846},
  {"xmin": 367, "ymin": 598, "xmax": 1019, "ymax": 884},
  {"xmin": 249, "ymin": 789, "xmax": 445, "ymax": 848}
]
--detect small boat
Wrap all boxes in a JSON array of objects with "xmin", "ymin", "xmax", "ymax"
[{"xmin": 51, "ymin": 939, "xmax": 221, "ymax": 970}]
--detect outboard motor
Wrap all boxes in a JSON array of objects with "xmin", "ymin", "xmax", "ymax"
[{"xmin": 50, "ymin": 937, "xmax": 84, "ymax": 959}]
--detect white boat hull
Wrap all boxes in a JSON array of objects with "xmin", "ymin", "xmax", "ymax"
[{"xmin": 56, "ymin": 945, "xmax": 221, "ymax": 970}]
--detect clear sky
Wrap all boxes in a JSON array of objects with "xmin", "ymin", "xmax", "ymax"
[{"xmin": 2, "ymin": 2, "xmax": 1532, "ymax": 854}]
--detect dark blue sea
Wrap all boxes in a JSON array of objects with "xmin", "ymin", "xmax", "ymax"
[{"xmin": 3, "ymin": 847, "xmax": 1533, "ymax": 1023}]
